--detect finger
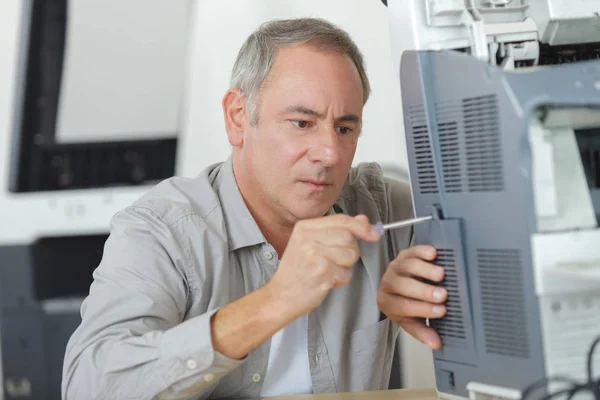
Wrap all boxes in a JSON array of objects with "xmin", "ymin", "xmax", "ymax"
[
  {"xmin": 378, "ymin": 292, "xmax": 446, "ymax": 320},
  {"xmin": 399, "ymin": 317, "xmax": 443, "ymax": 350},
  {"xmin": 381, "ymin": 274, "xmax": 447, "ymax": 304},
  {"xmin": 330, "ymin": 265, "xmax": 353, "ymax": 289},
  {"xmin": 308, "ymin": 214, "xmax": 380, "ymax": 242},
  {"xmin": 319, "ymin": 242, "xmax": 360, "ymax": 268},
  {"xmin": 312, "ymin": 255, "xmax": 353, "ymax": 289},
  {"xmin": 395, "ymin": 245, "xmax": 437, "ymax": 262},
  {"xmin": 390, "ymin": 257, "xmax": 445, "ymax": 282},
  {"xmin": 310, "ymin": 227, "xmax": 361, "ymax": 248}
]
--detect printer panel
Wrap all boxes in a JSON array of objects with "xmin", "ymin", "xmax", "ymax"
[{"xmin": 401, "ymin": 49, "xmax": 547, "ymax": 398}]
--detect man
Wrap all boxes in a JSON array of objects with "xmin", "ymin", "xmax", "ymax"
[{"xmin": 62, "ymin": 18, "xmax": 447, "ymax": 399}]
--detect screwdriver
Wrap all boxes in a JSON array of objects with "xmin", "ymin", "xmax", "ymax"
[{"xmin": 374, "ymin": 215, "xmax": 433, "ymax": 236}]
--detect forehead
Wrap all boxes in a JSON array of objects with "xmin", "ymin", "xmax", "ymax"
[{"xmin": 259, "ymin": 44, "xmax": 364, "ymax": 107}]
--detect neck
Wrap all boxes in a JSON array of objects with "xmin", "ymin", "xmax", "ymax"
[
  {"xmin": 232, "ymin": 156, "xmax": 295, "ymax": 257},
  {"xmin": 256, "ymin": 220, "xmax": 293, "ymax": 258}
]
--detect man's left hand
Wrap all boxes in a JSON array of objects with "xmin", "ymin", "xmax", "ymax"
[{"xmin": 377, "ymin": 245, "xmax": 447, "ymax": 350}]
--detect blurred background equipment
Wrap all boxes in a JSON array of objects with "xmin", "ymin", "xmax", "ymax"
[{"xmin": 0, "ymin": 1, "xmax": 189, "ymax": 398}]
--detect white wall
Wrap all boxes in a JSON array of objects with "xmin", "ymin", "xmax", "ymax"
[
  {"xmin": 177, "ymin": 0, "xmax": 409, "ymax": 179},
  {"xmin": 178, "ymin": 0, "xmax": 435, "ymax": 389}
]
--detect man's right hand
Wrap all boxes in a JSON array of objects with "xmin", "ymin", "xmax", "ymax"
[
  {"xmin": 266, "ymin": 214, "xmax": 380, "ymax": 321},
  {"xmin": 210, "ymin": 213, "xmax": 379, "ymax": 360}
]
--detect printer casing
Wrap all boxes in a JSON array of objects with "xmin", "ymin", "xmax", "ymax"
[
  {"xmin": 390, "ymin": 0, "xmax": 600, "ymax": 398},
  {"xmin": 402, "ymin": 48, "xmax": 600, "ymax": 399}
]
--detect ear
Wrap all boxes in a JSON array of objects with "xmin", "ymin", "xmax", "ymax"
[{"xmin": 222, "ymin": 88, "xmax": 248, "ymax": 147}]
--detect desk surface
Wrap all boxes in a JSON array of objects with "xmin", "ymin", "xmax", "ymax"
[{"xmin": 266, "ymin": 388, "xmax": 440, "ymax": 400}]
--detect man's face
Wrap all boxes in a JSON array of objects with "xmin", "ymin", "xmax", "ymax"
[{"xmin": 236, "ymin": 44, "xmax": 364, "ymax": 223}]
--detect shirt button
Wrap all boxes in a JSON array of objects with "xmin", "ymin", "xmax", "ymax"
[
  {"xmin": 252, "ymin": 373, "xmax": 262, "ymax": 383},
  {"xmin": 203, "ymin": 373, "xmax": 215, "ymax": 382},
  {"xmin": 262, "ymin": 251, "xmax": 273, "ymax": 260},
  {"xmin": 186, "ymin": 359, "xmax": 197, "ymax": 369}
]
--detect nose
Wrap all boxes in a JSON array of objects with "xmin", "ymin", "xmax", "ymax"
[{"xmin": 307, "ymin": 126, "xmax": 340, "ymax": 167}]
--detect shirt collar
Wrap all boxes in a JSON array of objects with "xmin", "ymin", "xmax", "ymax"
[
  {"xmin": 216, "ymin": 156, "xmax": 352, "ymax": 251},
  {"xmin": 216, "ymin": 156, "xmax": 266, "ymax": 251}
]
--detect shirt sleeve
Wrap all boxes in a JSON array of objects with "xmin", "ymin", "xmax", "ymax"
[{"xmin": 61, "ymin": 206, "xmax": 244, "ymax": 400}]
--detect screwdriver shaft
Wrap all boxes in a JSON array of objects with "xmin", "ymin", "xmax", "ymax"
[{"xmin": 375, "ymin": 215, "xmax": 433, "ymax": 235}]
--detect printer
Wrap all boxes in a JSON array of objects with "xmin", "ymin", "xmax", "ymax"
[{"xmin": 387, "ymin": 0, "xmax": 600, "ymax": 399}]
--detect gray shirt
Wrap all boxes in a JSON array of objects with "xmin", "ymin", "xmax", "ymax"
[{"xmin": 61, "ymin": 156, "xmax": 414, "ymax": 400}]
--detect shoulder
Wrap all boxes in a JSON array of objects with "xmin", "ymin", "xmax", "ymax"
[
  {"xmin": 109, "ymin": 162, "xmax": 227, "ymax": 240},
  {"xmin": 127, "ymin": 162, "xmax": 224, "ymax": 224},
  {"xmin": 342, "ymin": 162, "xmax": 414, "ymax": 223}
]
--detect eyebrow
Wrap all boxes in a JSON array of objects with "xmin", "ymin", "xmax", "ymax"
[{"xmin": 282, "ymin": 105, "xmax": 360, "ymax": 124}]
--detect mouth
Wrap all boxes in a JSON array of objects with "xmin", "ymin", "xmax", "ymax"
[{"xmin": 299, "ymin": 180, "xmax": 332, "ymax": 191}]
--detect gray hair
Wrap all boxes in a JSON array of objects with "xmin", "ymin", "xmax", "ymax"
[{"xmin": 230, "ymin": 18, "xmax": 371, "ymax": 124}]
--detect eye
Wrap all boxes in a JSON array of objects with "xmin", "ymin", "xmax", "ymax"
[
  {"xmin": 335, "ymin": 126, "xmax": 353, "ymax": 135},
  {"xmin": 291, "ymin": 120, "xmax": 312, "ymax": 129}
]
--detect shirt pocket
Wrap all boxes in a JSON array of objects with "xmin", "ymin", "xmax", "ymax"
[{"xmin": 343, "ymin": 318, "xmax": 399, "ymax": 391}]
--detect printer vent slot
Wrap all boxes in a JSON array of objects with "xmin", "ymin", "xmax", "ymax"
[
  {"xmin": 436, "ymin": 102, "xmax": 463, "ymax": 193},
  {"xmin": 478, "ymin": 249, "xmax": 530, "ymax": 358},
  {"xmin": 410, "ymin": 105, "xmax": 439, "ymax": 194},
  {"xmin": 463, "ymin": 95, "xmax": 504, "ymax": 192},
  {"xmin": 431, "ymin": 249, "xmax": 467, "ymax": 345}
]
